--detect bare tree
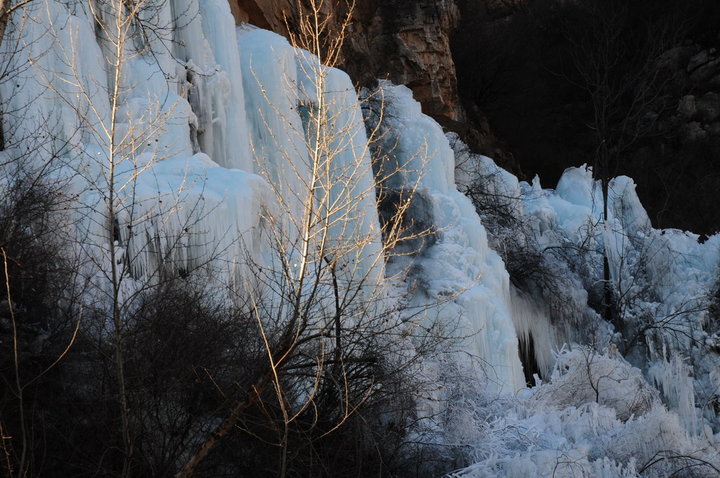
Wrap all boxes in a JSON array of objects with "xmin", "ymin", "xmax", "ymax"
[
  {"xmin": 0, "ymin": 172, "xmax": 84, "ymax": 478},
  {"xmin": 1, "ymin": 0, "xmax": 234, "ymax": 475},
  {"xmin": 0, "ymin": 0, "xmax": 33, "ymax": 48},
  {"xmin": 559, "ymin": 0, "xmax": 683, "ymax": 328},
  {"xmin": 177, "ymin": 1, "xmax": 441, "ymax": 476}
]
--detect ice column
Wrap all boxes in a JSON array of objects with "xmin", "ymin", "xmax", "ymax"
[{"xmin": 375, "ymin": 82, "xmax": 526, "ymax": 393}]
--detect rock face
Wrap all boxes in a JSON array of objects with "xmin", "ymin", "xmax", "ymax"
[
  {"xmin": 352, "ymin": 0, "xmax": 462, "ymax": 123},
  {"xmin": 655, "ymin": 44, "xmax": 720, "ymax": 146},
  {"xmin": 230, "ymin": 0, "xmax": 463, "ymax": 124},
  {"xmin": 230, "ymin": 0, "xmax": 309, "ymax": 33}
]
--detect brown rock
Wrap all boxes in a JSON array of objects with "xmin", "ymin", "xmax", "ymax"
[
  {"xmin": 228, "ymin": 0, "xmax": 464, "ymax": 124},
  {"xmin": 357, "ymin": 1, "xmax": 462, "ymax": 122},
  {"xmin": 230, "ymin": 0, "xmax": 294, "ymax": 33}
]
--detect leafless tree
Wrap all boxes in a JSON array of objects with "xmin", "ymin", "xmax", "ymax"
[
  {"xmin": 177, "ymin": 1, "xmax": 443, "ymax": 476},
  {"xmin": 559, "ymin": 0, "xmax": 684, "ymax": 327}
]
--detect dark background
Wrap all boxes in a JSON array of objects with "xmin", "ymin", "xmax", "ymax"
[{"xmin": 452, "ymin": 0, "xmax": 720, "ymax": 235}]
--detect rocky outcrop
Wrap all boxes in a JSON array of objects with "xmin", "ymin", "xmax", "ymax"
[
  {"xmin": 229, "ymin": 0, "xmax": 273, "ymax": 29},
  {"xmin": 229, "ymin": 0, "xmax": 463, "ymax": 124},
  {"xmin": 350, "ymin": 0, "xmax": 462, "ymax": 122},
  {"xmin": 652, "ymin": 43, "xmax": 720, "ymax": 145}
]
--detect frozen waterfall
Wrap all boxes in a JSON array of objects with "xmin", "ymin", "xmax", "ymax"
[{"xmin": 1, "ymin": 0, "xmax": 528, "ymax": 394}]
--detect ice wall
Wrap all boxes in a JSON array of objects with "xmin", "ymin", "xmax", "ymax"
[
  {"xmin": 1, "ymin": 0, "xmax": 387, "ymax": 285},
  {"xmin": 452, "ymin": 141, "xmax": 565, "ymax": 379},
  {"xmin": 7, "ymin": 1, "xmax": 264, "ymax": 285},
  {"xmin": 236, "ymin": 27, "xmax": 384, "ymax": 288},
  {"xmin": 487, "ymin": 163, "xmax": 720, "ymax": 433},
  {"xmin": 370, "ymin": 83, "xmax": 526, "ymax": 394}
]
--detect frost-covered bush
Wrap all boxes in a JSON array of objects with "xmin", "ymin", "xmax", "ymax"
[
  {"xmin": 452, "ymin": 132, "xmax": 720, "ymax": 439},
  {"xmin": 451, "ymin": 134, "xmax": 592, "ymax": 324},
  {"xmin": 533, "ymin": 347, "xmax": 657, "ymax": 421},
  {"xmin": 444, "ymin": 348, "xmax": 720, "ymax": 478},
  {"xmin": 447, "ymin": 448, "xmax": 638, "ymax": 478},
  {"xmin": 604, "ymin": 404, "xmax": 720, "ymax": 478}
]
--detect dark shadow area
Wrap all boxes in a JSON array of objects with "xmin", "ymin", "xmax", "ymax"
[
  {"xmin": 519, "ymin": 334, "xmax": 542, "ymax": 387},
  {"xmin": 452, "ymin": 0, "xmax": 720, "ymax": 235}
]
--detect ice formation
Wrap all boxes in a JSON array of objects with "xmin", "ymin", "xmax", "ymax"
[
  {"xmin": 2, "ymin": 0, "xmax": 527, "ymax": 393},
  {"xmin": 367, "ymin": 82, "xmax": 526, "ymax": 393},
  {"xmin": 450, "ymin": 134, "xmax": 720, "ymax": 474},
  {"xmin": 3, "ymin": 0, "xmax": 720, "ymax": 474}
]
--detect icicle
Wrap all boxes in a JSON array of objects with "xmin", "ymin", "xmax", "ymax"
[{"xmin": 648, "ymin": 355, "xmax": 699, "ymax": 434}]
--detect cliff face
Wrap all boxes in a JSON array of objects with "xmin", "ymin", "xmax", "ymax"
[
  {"xmin": 230, "ymin": 0, "xmax": 463, "ymax": 123},
  {"xmin": 352, "ymin": 0, "xmax": 462, "ymax": 123}
]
